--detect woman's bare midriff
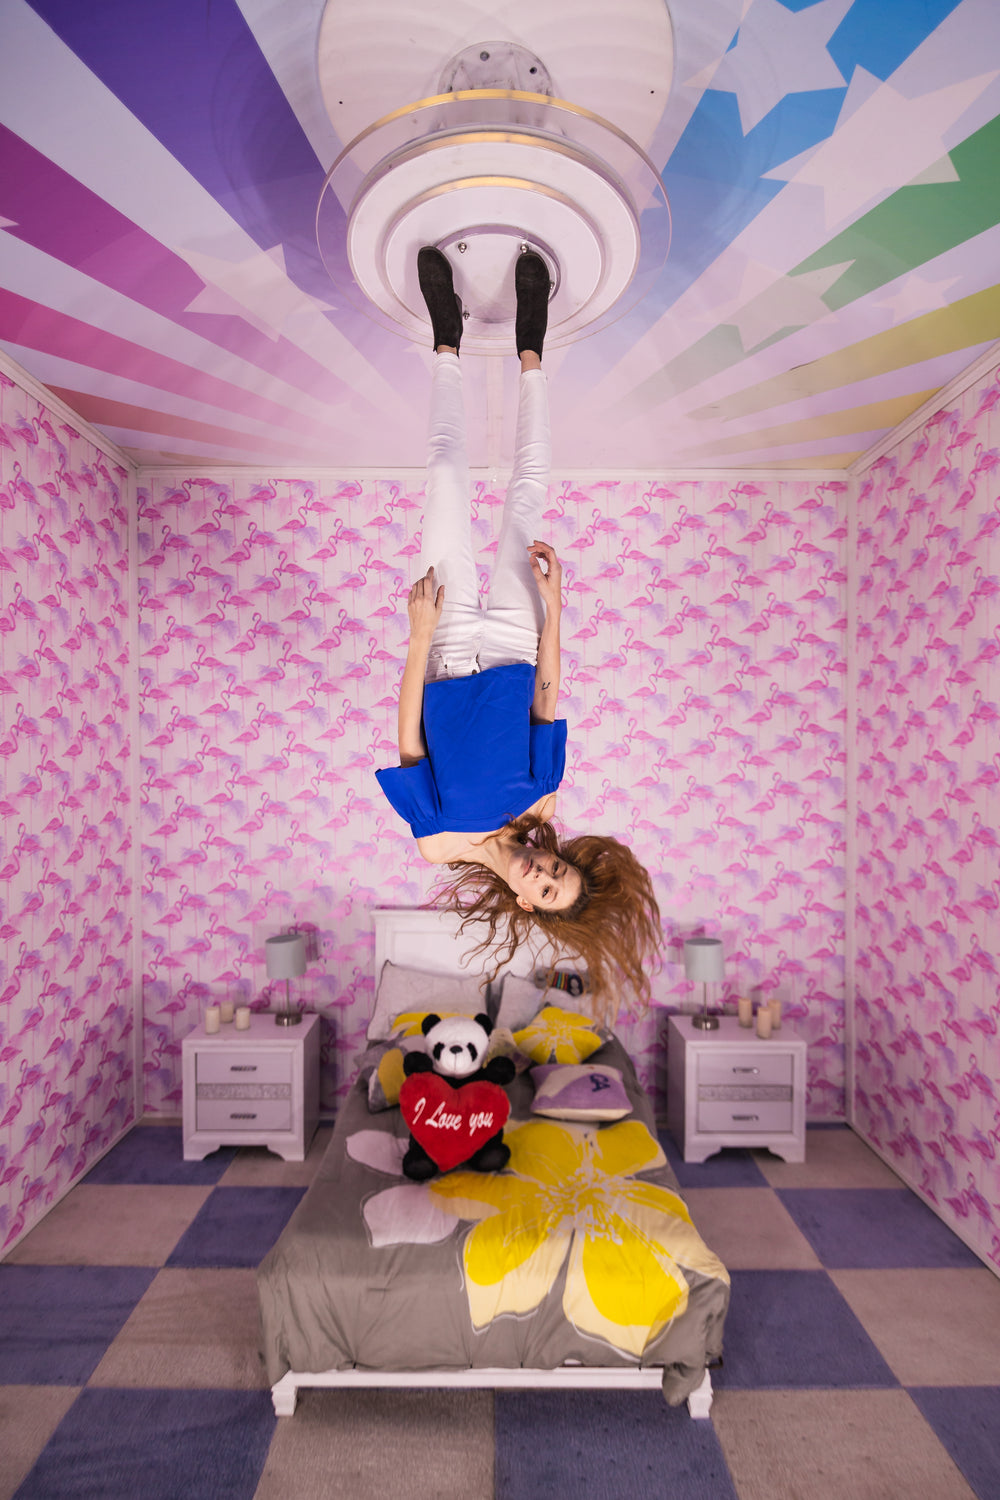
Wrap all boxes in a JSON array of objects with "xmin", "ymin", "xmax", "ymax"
[{"xmin": 415, "ymin": 793, "xmax": 556, "ymax": 865}]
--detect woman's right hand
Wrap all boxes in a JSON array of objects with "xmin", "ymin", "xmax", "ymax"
[
  {"xmin": 527, "ymin": 540, "xmax": 563, "ymax": 614},
  {"xmin": 407, "ymin": 566, "xmax": 444, "ymax": 643}
]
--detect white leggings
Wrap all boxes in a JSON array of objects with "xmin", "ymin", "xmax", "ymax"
[{"xmin": 420, "ymin": 353, "xmax": 550, "ymax": 681}]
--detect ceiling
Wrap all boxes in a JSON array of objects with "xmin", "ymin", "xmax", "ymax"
[{"xmin": 1, "ymin": 0, "xmax": 998, "ymax": 473}]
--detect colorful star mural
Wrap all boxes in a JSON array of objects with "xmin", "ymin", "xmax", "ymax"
[{"xmin": 1, "ymin": 0, "xmax": 998, "ymax": 468}]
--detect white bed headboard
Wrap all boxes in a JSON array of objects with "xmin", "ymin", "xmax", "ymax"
[
  {"xmin": 372, "ymin": 905, "xmax": 565, "ymax": 988},
  {"xmin": 372, "ymin": 906, "xmax": 497, "ymax": 978}
]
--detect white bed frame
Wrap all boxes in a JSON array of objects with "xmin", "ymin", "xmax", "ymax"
[
  {"xmin": 269, "ymin": 906, "xmax": 714, "ymax": 1420},
  {"xmin": 271, "ymin": 1364, "xmax": 714, "ymax": 1417}
]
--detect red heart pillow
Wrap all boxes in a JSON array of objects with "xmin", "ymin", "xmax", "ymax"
[{"xmin": 400, "ymin": 1074, "xmax": 510, "ymax": 1173}]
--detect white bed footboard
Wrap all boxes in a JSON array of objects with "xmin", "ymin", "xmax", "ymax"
[{"xmin": 270, "ymin": 1365, "xmax": 713, "ymax": 1419}]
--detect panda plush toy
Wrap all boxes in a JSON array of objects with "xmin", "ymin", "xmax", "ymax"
[{"xmin": 399, "ymin": 1013, "xmax": 515, "ymax": 1181}]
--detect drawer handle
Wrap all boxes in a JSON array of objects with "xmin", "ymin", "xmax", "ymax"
[
  {"xmin": 732, "ymin": 1067, "xmax": 759, "ymax": 1075},
  {"xmin": 229, "ymin": 1065, "xmax": 257, "ymax": 1072},
  {"xmin": 229, "ymin": 1112, "xmax": 257, "ymax": 1120},
  {"xmin": 732, "ymin": 1113, "xmax": 758, "ymax": 1121}
]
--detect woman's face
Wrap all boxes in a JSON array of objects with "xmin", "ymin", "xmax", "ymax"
[{"xmin": 507, "ymin": 847, "xmax": 583, "ymax": 914}]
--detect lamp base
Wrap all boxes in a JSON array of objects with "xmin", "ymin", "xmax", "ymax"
[
  {"xmin": 274, "ymin": 1011, "xmax": 303, "ymax": 1027},
  {"xmin": 691, "ymin": 1013, "xmax": 720, "ymax": 1030}
]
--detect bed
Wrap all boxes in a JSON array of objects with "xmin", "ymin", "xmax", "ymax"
[{"xmin": 256, "ymin": 907, "xmax": 730, "ymax": 1418}]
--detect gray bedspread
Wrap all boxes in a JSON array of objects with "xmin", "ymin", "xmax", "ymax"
[{"xmin": 257, "ymin": 1037, "xmax": 729, "ymax": 1405}]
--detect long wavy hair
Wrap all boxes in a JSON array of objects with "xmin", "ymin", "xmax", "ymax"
[{"xmin": 431, "ymin": 814, "xmax": 662, "ymax": 1023}]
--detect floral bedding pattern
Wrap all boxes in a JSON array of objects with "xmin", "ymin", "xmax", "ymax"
[
  {"xmin": 257, "ymin": 1037, "xmax": 731, "ymax": 1403},
  {"xmin": 434, "ymin": 1119, "xmax": 727, "ymax": 1357},
  {"xmin": 354, "ymin": 1116, "xmax": 727, "ymax": 1360}
]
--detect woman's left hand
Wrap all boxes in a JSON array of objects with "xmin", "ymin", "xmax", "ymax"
[
  {"xmin": 528, "ymin": 540, "xmax": 563, "ymax": 613},
  {"xmin": 407, "ymin": 565, "xmax": 444, "ymax": 645}
]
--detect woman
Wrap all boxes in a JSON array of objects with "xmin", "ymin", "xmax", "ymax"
[{"xmin": 376, "ymin": 247, "xmax": 661, "ymax": 1017}]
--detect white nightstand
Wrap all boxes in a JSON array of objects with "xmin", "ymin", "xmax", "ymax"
[
  {"xmin": 665, "ymin": 1015, "xmax": 806, "ymax": 1163},
  {"xmin": 182, "ymin": 1013, "xmax": 320, "ymax": 1162}
]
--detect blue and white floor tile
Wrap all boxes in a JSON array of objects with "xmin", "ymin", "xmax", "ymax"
[{"xmin": 2, "ymin": 1124, "xmax": 998, "ymax": 1500}]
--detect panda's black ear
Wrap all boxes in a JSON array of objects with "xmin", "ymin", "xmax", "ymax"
[
  {"xmin": 474, "ymin": 1013, "xmax": 492, "ymax": 1035},
  {"xmin": 421, "ymin": 1013, "xmax": 440, "ymax": 1036}
]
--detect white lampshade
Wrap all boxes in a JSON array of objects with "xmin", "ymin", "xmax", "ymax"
[
  {"xmin": 683, "ymin": 937, "xmax": 725, "ymax": 983},
  {"xmin": 265, "ymin": 933, "xmax": 307, "ymax": 980}
]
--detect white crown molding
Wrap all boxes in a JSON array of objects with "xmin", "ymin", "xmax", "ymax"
[
  {"xmin": 849, "ymin": 337, "xmax": 1000, "ymax": 476},
  {"xmin": 0, "ymin": 345, "xmax": 136, "ymax": 472},
  {"xmin": 134, "ymin": 463, "xmax": 851, "ymax": 484},
  {"xmin": 14, "ymin": 333, "xmax": 996, "ymax": 491}
]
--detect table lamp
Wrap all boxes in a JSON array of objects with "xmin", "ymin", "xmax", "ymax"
[
  {"xmin": 684, "ymin": 936, "xmax": 724, "ymax": 1031},
  {"xmin": 265, "ymin": 932, "xmax": 306, "ymax": 1027}
]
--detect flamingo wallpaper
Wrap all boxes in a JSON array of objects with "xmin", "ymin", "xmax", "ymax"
[
  {"xmin": 1, "ymin": 344, "xmax": 998, "ymax": 1271},
  {"xmin": 853, "ymin": 357, "xmax": 1000, "ymax": 1272},
  {"xmin": 0, "ymin": 367, "xmax": 136, "ymax": 1250},
  {"xmin": 135, "ymin": 450, "xmax": 849, "ymax": 1123}
]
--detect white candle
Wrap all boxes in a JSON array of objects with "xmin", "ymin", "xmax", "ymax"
[
  {"xmin": 738, "ymin": 996, "xmax": 753, "ymax": 1028},
  {"xmin": 235, "ymin": 1006, "xmax": 251, "ymax": 1031},
  {"xmin": 768, "ymin": 997, "xmax": 782, "ymax": 1031},
  {"xmin": 219, "ymin": 1000, "xmax": 235, "ymax": 1024},
  {"xmin": 204, "ymin": 1006, "xmax": 221, "ymax": 1034},
  {"xmin": 756, "ymin": 1006, "xmax": 772, "ymax": 1040}
]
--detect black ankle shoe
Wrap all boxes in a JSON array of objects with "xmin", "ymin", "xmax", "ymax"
[
  {"xmin": 515, "ymin": 251, "xmax": 550, "ymax": 358},
  {"xmin": 417, "ymin": 246, "xmax": 463, "ymax": 352}
]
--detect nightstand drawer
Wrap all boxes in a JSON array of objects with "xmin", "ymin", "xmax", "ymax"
[
  {"xmin": 697, "ymin": 1098, "xmax": 793, "ymax": 1133},
  {"xmin": 196, "ymin": 1052, "xmax": 291, "ymax": 1085},
  {"xmin": 196, "ymin": 1097, "xmax": 293, "ymax": 1131},
  {"xmin": 697, "ymin": 1052, "xmax": 793, "ymax": 1087}
]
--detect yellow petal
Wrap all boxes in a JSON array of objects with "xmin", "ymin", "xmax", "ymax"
[
  {"xmin": 389, "ymin": 1008, "xmax": 463, "ymax": 1038},
  {"xmin": 513, "ymin": 1007, "xmax": 602, "ymax": 1064},
  {"xmin": 547, "ymin": 1007, "xmax": 597, "ymax": 1028},
  {"xmin": 590, "ymin": 1120, "xmax": 665, "ymax": 1178},
  {"xmin": 565, "ymin": 1212, "xmax": 690, "ymax": 1356},
  {"xmin": 553, "ymin": 1029, "xmax": 602, "ymax": 1064},
  {"xmin": 430, "ymin": 1169, "xmax": 533, "ymax": 1220},
  {"xmin": 624, "ymin": 1194, "xmax": 730, "ymax": 1286},
  {"xmin": 505, "ymin": 1118, "xmax": 587, "ymax": 1186},
  {"xmin": 621, "ymin": 1179, "xmax": 693, "ymax": 1223},
  {"xmin": 376, "ymin": 1048, "xmax": 406, "ymax": 1106},
  {"xmin": 463, "ymin": 1214, "xmax": 572, "ymax": 1325}
]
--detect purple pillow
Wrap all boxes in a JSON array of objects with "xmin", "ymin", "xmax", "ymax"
[{"xmin": 530, "ymin": 1064, "xmax": 631, "ymax": 1121}]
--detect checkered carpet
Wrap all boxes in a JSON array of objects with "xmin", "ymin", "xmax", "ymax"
[{"xmin": 2, "ymin": 1123, "xmax": 998, "ymax": 1499}]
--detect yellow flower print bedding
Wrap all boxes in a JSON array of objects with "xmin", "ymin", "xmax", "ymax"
[
  {"xmin": 430, "ymin": 1118, "xmax": 728, "ymax": 1358},
  {"xmin": 258, "ymin": 1033, "xmax": 731, "ymax": 1406}
]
